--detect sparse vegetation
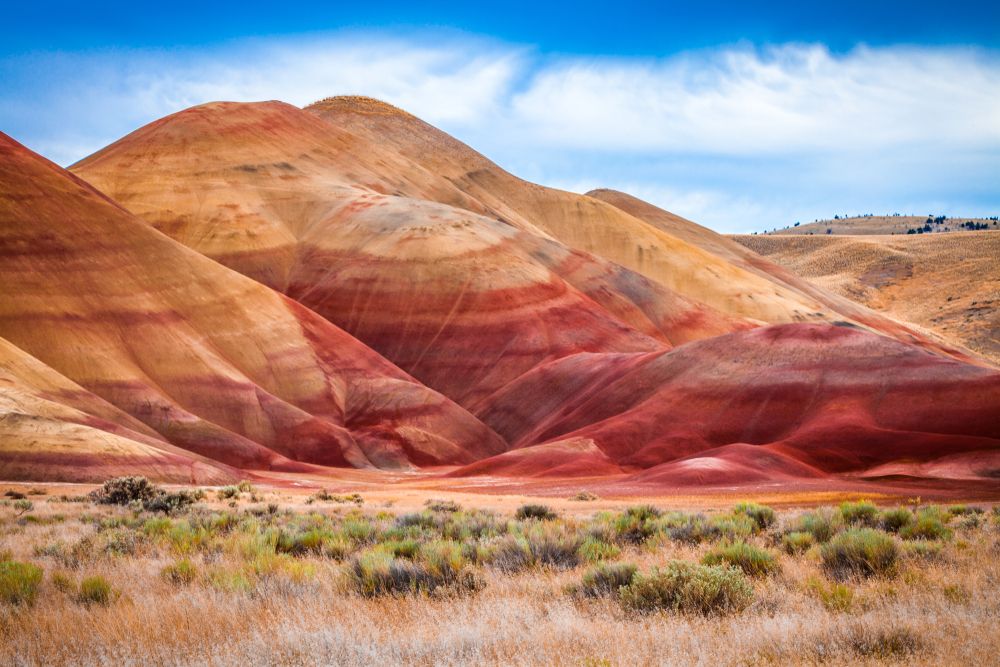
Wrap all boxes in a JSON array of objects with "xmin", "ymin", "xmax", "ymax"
[
  {"xmin": 821, "ymin": 528, "xmax": 898, "ymax": 578},
  {"xmin": 620, "ymin": 561, "xmax": 753, "ymax": 615},
  {"xmin": 0, "ymin": 487, "xmax": 996, "ymax": 664}
]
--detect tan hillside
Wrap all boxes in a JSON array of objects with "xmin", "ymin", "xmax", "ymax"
[
  {"xmin": 733, "ymin": 232, "xmax": 1000, "ymax": 365},
  {"xmin": 769, "ymin": 214, "xmax": 998, "ymax": 236}
]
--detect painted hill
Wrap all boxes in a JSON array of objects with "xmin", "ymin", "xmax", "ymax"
[
  {"xmin": 456, "ymin": 323, "xmax": 1000, "ymax": 483},
  {"xmin": 70, "ymin": 101, "xmax": 746, "ymax": 417},
  {"xmin": 733, "ymin": 232, "xmax": 1000, "ymax": 365},
  {"xmin": 3, "ymin": 96, "xmax": 990, "ymax": 490},
  {"xmin": 0, "ymin": 132, "xmax": 505, "ymax": 481}
]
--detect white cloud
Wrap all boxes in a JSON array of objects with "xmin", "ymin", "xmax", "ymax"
[
  {"xmin": 507, "ymin": 44, "xmax": 1000, "ymax": 155},
  {"xmin": 1, "ymin": 34, "xmax": 998, "ymax": 231}
]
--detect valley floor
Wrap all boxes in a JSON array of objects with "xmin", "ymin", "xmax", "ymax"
[{"xmin": 1, "ymin": 480, "xmax": 998, "ymax": 666}]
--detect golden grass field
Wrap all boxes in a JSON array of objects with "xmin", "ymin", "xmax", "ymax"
[
  {"xmin": 1, "ymin": 479, "xmax": 998, "ymax": 666},
  {"xmin": 733, "ymin": 231, "xmax": 1000, "ymax": 365}
]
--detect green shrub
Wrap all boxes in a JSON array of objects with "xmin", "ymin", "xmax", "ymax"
[
  {"xmin": 515, "ymin": 504, "xmax": 557, "ymax": 521},
  {"xmin": 709, "ymin": 513, "xmax": 757, "ymax": 540},
  {"xmin": 790, "ymin": 508, "xmax": 843, "ymax": 542},
  {"xmin": 577, "ymin": 563, "xmax": 637, "ymax": 597},
  {"xmin": 0, "ymin": 560, "xmax": 43, "ymax": 605},
  {"xmin": 782, "ymin": 531, "xmax": 815, "ymax": 554},
  {"xmin": 481, "ymin": 535, "xmax": 534, "ymax": 572},
  {"xmin": 702, "ymin": 542, "xmax": 779, "ymax": 577},
  {"xmin": 620, "ymin": 561, "xmax": 753, "ymax": 615},
  {"xmin": 78, "ymin": 575, "xmax": 113, "ymax": 605},
  {"xmin": 381, "ymin": 539, "xmax": 420, "ymax": 560},
  {"xmin": 947, "ymin": 504, "xmax": 983, "ymax": 516},
  {"xmin": 820, "ymin": 529, "xmax": 898, "ymax": 578},
  {"xmin": 217, "ymin": 486, "xmax": 240, "ymax": 500},
  {"xmin": 348, "ymin": 543, "xmax": 481, "ymax": 597},
  {"xmin": 658, "ymin": 512, "xmax": 719, "ymax": 545},
  {"xmin": 807, "ymin": 577, "xmax": 853, "ymax": 612},
  {"xmin": 523, "ymin": 524, "xmax": 584, "ymax": 569},
  {"xmin": 90, "ymin": 477, "xmax": 159, "ymax": 505},
  {"xmin": 901, "ymin": 540, "xmax": 944, "ymax": 560},
  {"xmin": 161, "ymin": 559, "xmax": 197, "ymax": 585},
  {"xmin": 899, "ymin": 511, "xmax": 952, "ymax": 541},
  {"xmin": 578, "ymin": 536, "xmax": 620, "ymax": 563},
  {"xmin": 733, "ymin": 502, "xmax": 776, "ymax": 530},
  {"xmin": 878, "ymin": 508, "xmax": 914, "ymax": 533},
  {"xmin": 839, "ymin": 500, "xmax": 879, "ymax": 526},
  {"xmin": 613, "ymin": 508, "xmax": 661, "ymax": 544}
]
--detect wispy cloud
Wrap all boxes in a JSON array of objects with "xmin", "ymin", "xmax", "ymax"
[{"xmin": 2, "ymin": 33, "xmax": 998, "ymax": 231}]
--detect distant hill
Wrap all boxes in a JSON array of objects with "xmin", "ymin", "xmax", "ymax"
[
  {"xmin": 762, "ymin": 215, "xmax": 999, "ymax": 236},
  {"xmin": 733, "ymin": 231, "xmax": 1000, "ymax": 365}
]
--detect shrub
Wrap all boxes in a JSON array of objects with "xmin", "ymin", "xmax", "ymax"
[
  {"xmin": 899, "ymin": 511, "xmax": 952, "ymax": 541},
  {"xmin": 578, "ymin": 536, "xmax": 621, "ymax": 563},
  {"xmin": 78, "ymin": 575, "xmax": 113, "ymax": 605},
  {"xmin": 733, "ymin": 502, "xmax": 776, "ymax": 530},
  {"xmin": 709, "ymin": 513, "xmax": 757, "ymax": 540},
  {"xmin": 91, "ymin": 477, "xmax": 159, "ymax": 505},
  {"xmin": 878, "ymin": 508, "xmax": 913, "ymax": 533},
  {"xmin": 348, "ymin": 543, "xmax": 481, "ymax": 597},
  {"xmin": 162, "ymin": 559, "xmax": 197, "ymax": 585},
  {"xmin": 424, "ymin": 499, "xmax": 461, "ymax": 513},
  {"xmin": 143, "ymin": 490, "xmax": 199, "ymax": 513},
  {"xmin": 613, "ymin": 508, "xmax": 661, "ymax": 544},
  {"xmin": 847, "ymin": 625, "xmax": 921, "ymax": 659},
  {"xmin": 901, "ymin": 540, "xmax": 944, "ymax": 560},
  {"xmin": 790, "ymin": 508, "xmax": 843, "ymax": 542},
  {"xmin": 13, "ymin": 499, "xmax": 33, "ymax": 516},
  {"xmin": 807, "ymin": 577, "xmax": 853, "ymax": 612},
  {"xmin": 570, "ymin": 491, "xmax": 599, "ymax": 501},
  {"xmin": 702, "ymin": 542, "xmax": 779, "ymax": 577},
  {"xmin": 620, "ymin": 561, "xmax": 753, "ymax": 615},
  {"xmin": 658, "ymin": 512, "xmax": 719, "ymax": 545},
  {"xmin": 782, "ymin": 531, "xmax": 815, "ymax": 554},
  {"xmin": 577, "ymin": 563, "xmax": 637, "ymax": 597},
  {"xmin": 821, "ymin": 529, "xmax": 898, "ymax": 578},
  {"xmin": 217, "ymin": 486, "xmax": 240, "ymax": 500},
  {"xmin": 839, "ymin": 500, "xmax": 879, "ymax": 526},
  {"xmin": 523, "ymin": 524, "xmax": 584, "ymax": 569},
  {"xmin": 482, "ymin": 535, "xmax": 534, "ymax": 572},
  {"xmin": 515, "ymin": 504, "xmax": 557, "ymax": 521},
  {"xmin": 0, "ymin": 560, "xmax": 43, "ymax": 605},
  {"xmin": 947, "ymin": 504, "xmax": 983, "ymax": 516},
  {"xmin": 3, "ymin": 490, "xmax": 26, "ymax": 500},
  {"xmin": 51, "ymin": 571, "xmax": 75, "ymax": 593}
]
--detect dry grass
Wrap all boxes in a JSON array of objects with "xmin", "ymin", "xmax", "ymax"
[{"xmin": 0, "ymin": 487, "xmax": 998, "ymax": 666}]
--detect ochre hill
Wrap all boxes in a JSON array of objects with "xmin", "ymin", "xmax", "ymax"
[
  {"xmin": 71, "ymin": 101, "xmax": 745, "ymax": 414},
  {"xmin": 0, "ymin": 335, "xmax": 238, "ymax": 483},
  {"xmin": 456, "ymin": 323, "xmax": 1000, "ymax": 483},
  {"xmin": 0, "ymin": 132, "xmax": 505, "ymax": 481},
  {"xmin": 734, "ymin": 232, "xmax": 1000, "ymax": 365}
]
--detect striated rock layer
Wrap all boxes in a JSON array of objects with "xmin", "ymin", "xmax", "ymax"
[{"xmin": 0, "ymin": 132, "xmax": 505, "ymax": 480}]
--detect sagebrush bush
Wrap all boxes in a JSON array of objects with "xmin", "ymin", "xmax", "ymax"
[
  {"xmin": 578, "ymin": 536, "xmax": 620, "ymax": 563},
  {"xmin": 481, "ymin": 535, "xmax": 534, "ymax": 572},
  {"xmin": 821, "ymin": 529, "xmax": 898, "ymax": 578},
  {"xmin": 702, "ymin": 542, "xmax": 779, "ymax": 577},
  {"xmin": 620, "ymin": 561, "xmax": 753, "ymax": 615},
  {"xmin": 839, "ymin": 500, "xmax": 879, "ymax": 526},
  {"xmin": 733, "ymin": 502, "xmax": 776, "ymax": 530},
  {"xmin": 0, "ymin": 560, "xmax": 43, "ymax": 605},
  {"xmin": 901, "ymin": 540, "xmax": 944, "ymax": 560},
  {"xmin": 161, "ymin": 559, "xmax": 197, "ymax": 585},
  {"xmin": 522, "ymin": 523, "xmax": 584, "ymax": 569},
  {"xmin": 807, "ymin": 577, "xmax": 853, "ymax": 612},
  {"xmin": 782, "ymin": 531, "xmax": 815, "ymax": 554},
  {"xmin": 90, "ymin": 477, "xmax": 159, "ymax": 505},
  {"xmin": 709, "ymin": 513, "xmax": 758, "ymax": 540},
  {"xmin": 577, "ymin": 563, "xmax": 637, "ymax": 597},
  {"xmin": 348, "ymin": 542, "xmax": 481, "ymax": 597},
  {"xmin": 424, "ymin": 499, "xmax": 461, "ymax": 513},
  {"xmin": 790, "ymin": 508, "xmax": 843, "ymax": 542},
  {"xmin": 78, "ymin": 575, "xmax": 113, "ymax": 605},
  {"xmin": 878, "ymin": 507, "xmax": 914, "ymax": 533},
  {"xmin": 900, "ymin": 511, "xmax": 952, "ymax": 541},
  {"xmin": 515, "ymin": 504, "xmax": 557, "ymax": 521},
  {"xmin": 658, "ymin": 512, "xmax": 719, "ymax": 545}
]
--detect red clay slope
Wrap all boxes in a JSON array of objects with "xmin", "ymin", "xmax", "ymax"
[
  {"xmin": 70, "ymin": 102, "xmax": 746, "ymax": 414},
  {"xmin": 0, "ymin": 132, "xmax": 506, "ymax": 480},
  {"xmin": 305, "ymin": 97, "xmax": 971, "ymax": 364},
  {"xmin": 456, "ymin": 323, "xmax": 1000, "ymax": 483}
]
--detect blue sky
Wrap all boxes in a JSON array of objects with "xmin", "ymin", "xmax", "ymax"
[{"xmin": 2, "ymin": 1, "xmax": 998, "ymax": 232}]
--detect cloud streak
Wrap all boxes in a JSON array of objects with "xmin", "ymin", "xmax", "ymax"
[{"xmin": 1, "ymin": 32, "xmax": 998, "ymax": 231}]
